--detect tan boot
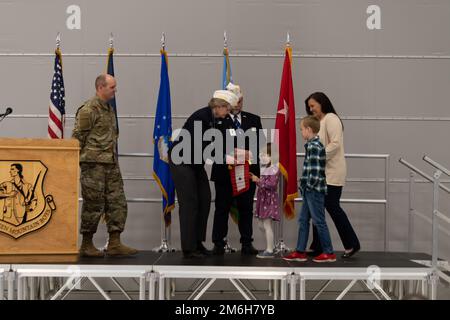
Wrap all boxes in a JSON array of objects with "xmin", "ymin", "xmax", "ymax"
[
  {"xmin": 79, "ymin": 233, "xmax": 104, "ymax": 257},
  {"xmin": 106, "ymin": 231, "xmax": 138, "ymax": 256}
]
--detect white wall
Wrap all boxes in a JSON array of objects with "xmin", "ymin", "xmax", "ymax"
[{"xmin": 0, "ymin": 0, "xmax": 449, "ymax": 258}]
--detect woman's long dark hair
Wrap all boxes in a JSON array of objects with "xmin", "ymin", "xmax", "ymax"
[{"xmin": 304, "ymin": 92, "xmax": 344, "ymax": 130}]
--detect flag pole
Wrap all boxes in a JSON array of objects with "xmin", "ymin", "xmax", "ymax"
[
  {"xmin": 56, "ymin": 32, "xmax": 64, "ymax": 134},
  {"xmin": 274, "ymin": 177, "xmax": 290, "ymax": 254},
  {"xmin": 222, "ymin": 30, "xmax": 237, "ymax": 253},
  {"xmin": 108, "ymin": 32, "xmax": 114, "ymax": 61},
  {"xmin": 223, "ymin": 30, "xmax": 227, "ymax": 49},
  {"xmin": 152, "ymin": 32, "xmax": 175, "ymax": 253},
  {"xmin": 109, "ymin": 32, "xmax": 114, "ymax": 49},
  {"xmin": 162, "ymin": 32, "xmax": 174, "ymax": 252},
  {"xmin": 56, "ymin": 32, "xmax": 61, "ymax": 50},
  {"xmin": 274, "ymin": 33, "xmax": 293, "ymax": 254},
  {"xmin": 161, "ymin": 32, "xmax": 166, "ymax": 51},
  {"xmin": 55, "ymin": 32, "xmax": 62, "ymax": 63}
]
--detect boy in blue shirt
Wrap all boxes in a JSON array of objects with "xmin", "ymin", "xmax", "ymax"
[{"xmin": 283, "ymin": 116, "xmax": 336, "ymax": 262}]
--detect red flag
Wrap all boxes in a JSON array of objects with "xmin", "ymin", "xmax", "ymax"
[
  {"xmin": 229, "ymin": 162, "xmax": 250, "ymax": 196},
  {"xmin": 275, "ymin": 46, "xmax": 298, "ymax": 219}
]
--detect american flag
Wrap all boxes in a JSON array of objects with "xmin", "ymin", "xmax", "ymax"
[{"xmin": 48, "ymin": 48, "xmax": 65, "ymax": 139}]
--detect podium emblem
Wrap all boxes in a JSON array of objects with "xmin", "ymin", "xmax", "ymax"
[{"xmin": 0, "ymin": 161, "xmax": 56, "ymax": 239}]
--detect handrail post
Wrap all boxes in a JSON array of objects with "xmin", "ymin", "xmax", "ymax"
[
  {"xmin": 384, "ymin": 155, "xmax": 390, "ymax": 252},
  {"xmin": 431, "ymin": 170, "xmax": 442, "ymax": 269},
  {"xmin": 408, "ymin": 171, "xmax": 415, "ymax": 253},
  {"xmin": 430, "ymin": 169, "xmax": 442, "ymax": 300}
]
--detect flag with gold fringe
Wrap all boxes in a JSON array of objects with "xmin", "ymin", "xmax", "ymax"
[
  {"xmin": 274, "ymin": 45, "xmax": 298, "ymax": 219},
  {"xmin": 153, "ymin": 49, "xmax": 175, "ymax": 226}
]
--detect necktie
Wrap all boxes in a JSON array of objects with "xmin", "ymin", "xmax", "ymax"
[{"xmin": 233, "ymin": 115, "xmax": 240, "ymax": 129}]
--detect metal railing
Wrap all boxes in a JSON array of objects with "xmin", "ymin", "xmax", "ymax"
[
  {"xmin": 399, "ymin": 155, "xmax": 450, "ymax": 300},
  {"xmin": 399, "ymin": 157, "xmax": 450, "ymax": 251},
  {"xmin": 110, "ymin": 152, "xmax": 391, "ymax": 252},
  {"xmin": 400, "ymin": 157, "xmax": 450, "ymax": 252},
  {"xmin": 294, "ymin": 153, "xmax": 390, "ymax": 252}
]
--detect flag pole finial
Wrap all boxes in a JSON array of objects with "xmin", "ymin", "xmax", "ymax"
[
  {"xmin": 56, "ymin": 32, "xmax": 61, "ymax": 49},
  {"xmin": 286, "ymin": 32, "xmax": 291, "ymax": 47},
  {"xmin": 224, "ymin": 30, "xmax": 228, "ymax": 48},
  {"xmin": 109, "ymin": 33, "xmax": 114, "ymax": 49},
  {"xmin": 161, "ymin": 32, "xmax": 166, "ymax": 51}
]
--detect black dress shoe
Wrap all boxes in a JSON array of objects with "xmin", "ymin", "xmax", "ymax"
[
  {"xmin": 241, "ymin": 245, "xmax": 258, "ymax": 255},
  {"xmin": 183, "ymin": 251, "xmax": 206, "ymax": 259},
  {"xmin": 212, "ymin": 245, "xmax": 225, "ymax": 255},
  {"xmin": 342, "ymin": 247, "xmax": 360, "ymax": 259},
  {"xmin": 196, "ymin": 242, "xmax": 212, "ymax": 256}
]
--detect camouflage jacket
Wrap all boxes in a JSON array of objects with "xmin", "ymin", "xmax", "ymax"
[{"xmin": 72, "ymin": 96, "xmax": 118, "ymax": 163}]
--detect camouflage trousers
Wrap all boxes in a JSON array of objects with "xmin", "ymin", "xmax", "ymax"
[{"xmin": 79, "ymin": 162, "xmax": 127, "ymax": 234}]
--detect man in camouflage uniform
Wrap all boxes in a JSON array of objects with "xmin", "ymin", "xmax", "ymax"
[{"xmin": 72, "ymin": 74, "xmax": 138, "ymax": 257}]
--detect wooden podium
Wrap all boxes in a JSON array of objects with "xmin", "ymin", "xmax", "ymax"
[{"xmin": 0, "ymin": 138, "xmax": 79, "ymax": 255}]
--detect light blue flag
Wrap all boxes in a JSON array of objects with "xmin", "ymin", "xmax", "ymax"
[{"xmin": 222, "ymin": 47, "xmax": 233, "ymax": 89}]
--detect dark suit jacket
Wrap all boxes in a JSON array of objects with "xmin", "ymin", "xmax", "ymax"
[
  {"xmin": 169, "ymin": 106, "xmax": 216, "ymax": 170},
  {"xmin": 211, "ymin": 111, "xmax": 264, "ymax": 184}
]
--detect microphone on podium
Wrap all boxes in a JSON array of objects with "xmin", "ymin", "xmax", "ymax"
[
  {"xmin": 0, "ymin": 107, "xmax": 13, "ymax": 117},
  {"xmin": 0, "ymin": 107, "xmax": 13, "ymax": 122}
]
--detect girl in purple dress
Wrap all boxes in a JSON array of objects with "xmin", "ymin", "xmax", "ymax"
[{"xmin": 251, "ymin": 143, "xmax": 280, "ymax": 259}]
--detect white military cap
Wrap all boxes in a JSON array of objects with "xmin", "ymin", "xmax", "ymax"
[
  {"xmin": 213, "ymin": 90, "xmax": 239, "ymax": 107},
  {"xmin": 226, "ymin": 82, "xmax": 243, "ymax": 99}
]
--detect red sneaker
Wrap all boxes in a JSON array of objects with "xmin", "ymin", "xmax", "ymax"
[
  {"xmin": 283, "ymin": 251, "xmax": 307, "ymax": 262},
  {"xmin": 313, "ymin": 253, "xmax": 336, "ymax": 263}
]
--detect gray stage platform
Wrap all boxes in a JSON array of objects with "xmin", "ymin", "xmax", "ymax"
[{"xmin": 0, "ymin": 251, "xmax": 445, "ymax": 300}]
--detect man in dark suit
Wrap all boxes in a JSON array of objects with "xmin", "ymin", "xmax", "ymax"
[
  {"xmin": 211, "ymin": 83, "xmax": 263, "ymax": 255},
  {"xmin": 169, "ymin": 90, "xmax": 239, "ymax": 259}
]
